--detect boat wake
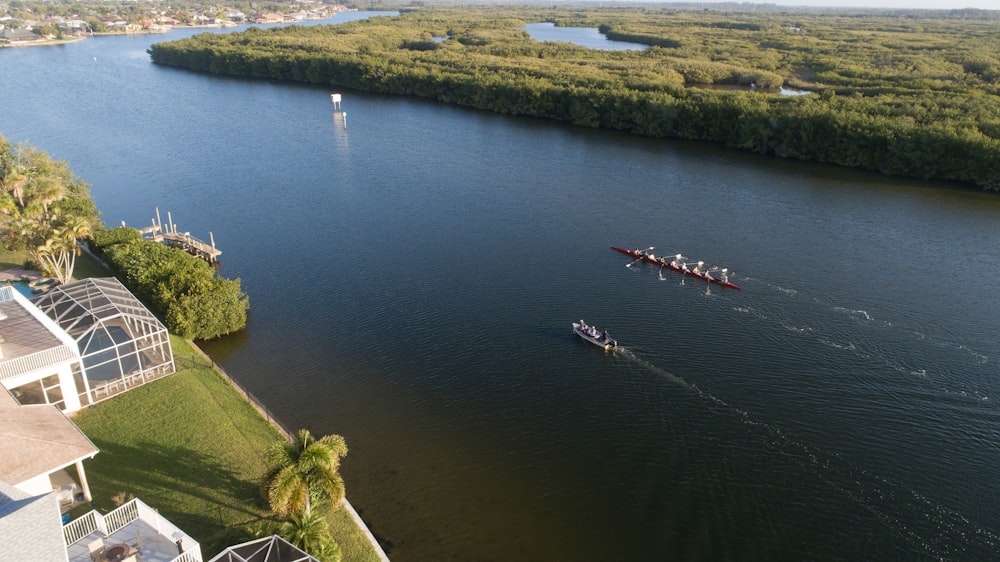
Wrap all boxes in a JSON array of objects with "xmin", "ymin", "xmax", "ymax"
[
  {"xmin": 731, "ymin": 277, "xmax": 994, "ymax": 402},
  {"xmin": 617, "ymin": 345, "xmax": 999, "ymax": 559}
]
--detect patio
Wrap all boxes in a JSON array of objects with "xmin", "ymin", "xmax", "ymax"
[{"xmin": 64, "ymin": 498, "xmax": 201, "ymax": 562}]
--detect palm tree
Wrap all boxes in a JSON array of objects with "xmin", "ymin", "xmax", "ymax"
[
  {"xmin": 262, "ymin": 429, "xmax": 348, "ymax": 517},
  {"xmin": 278, "ymin": 511, "xmax": 342, "ymax": 561},
  {"xmin": 32, "ymin": 217, "xmax": 92, "ymax": 283}
]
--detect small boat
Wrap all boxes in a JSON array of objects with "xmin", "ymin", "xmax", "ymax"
[
  {"xmin": 573, "ymin": 320, "xmax": 617, "ymax": 351},
  {"xmin": 611, "ymin": 246, "xmax": 742, "ymax": 290}
]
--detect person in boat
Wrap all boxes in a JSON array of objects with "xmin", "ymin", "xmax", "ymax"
[{"xmin": 602, "ymin": 329, "xmax": 609, "ymax": 342}]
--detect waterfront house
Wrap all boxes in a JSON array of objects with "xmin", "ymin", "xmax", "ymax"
[
  {"xmin": 0, "ymin": 386, "xmax": 97, "ymax": 503},
  {"xmin": 32, "ymin": 278, "xmax": 175, "ymax": 409},
  {"xmin": 0, "ymin": 28, "xmax": 42, "ymax": 43},
  {"xmin": 253, "ymin": 13, "xmax": 285, "ymax": 24}
]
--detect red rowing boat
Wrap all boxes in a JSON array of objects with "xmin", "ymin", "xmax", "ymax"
[{"xmin": 611, "ymin": 246, "xmax": 742, "ymax": 290}]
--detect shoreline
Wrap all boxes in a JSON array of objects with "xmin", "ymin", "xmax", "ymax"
[
  {"xmin": 66, "ymin": 243, "xmax": 390, "ymax": 559},
  {"xmin": 0, "ymin": 35, "xmax": 85, "ymax": 48},
  {"xmin": 185, "ymin": 338, "xmax": 390, "ymax": 561}
]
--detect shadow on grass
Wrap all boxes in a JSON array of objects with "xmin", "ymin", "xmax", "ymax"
[{"xmin": 84, "ymin": 438, "xmax": 268, "ymax": 545}]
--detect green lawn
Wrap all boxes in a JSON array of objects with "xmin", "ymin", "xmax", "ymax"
[
  {"xmin": 0, "ymin": 246, "xmax": 111, "ymax": 279},
  {"xmin": 0, "ymin": 248, "xmax": 30, "ymax": 271},
  {"xmin": 71, "ymin": 337, "xmax": 382, "ymax": 561}
]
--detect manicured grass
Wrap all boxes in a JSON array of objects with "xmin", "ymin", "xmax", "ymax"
[
  {"xmin": 72, "ymin": 247, "xmax": 115, "ymax": 279},
  {"xmin": 0, "ymin": 246, "xmax": 111, "ymax": 279},
  {"xmin": 0, "ymin": 248, "xmax": 30, "ymax": 271},
  {"xmin": 72, "ymin": 337, "xmax": 382, "ymax": 561}
]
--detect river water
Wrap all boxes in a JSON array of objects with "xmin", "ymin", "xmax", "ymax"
[{"xmin": 2, "ymin": 16, "xmax": 999, "ymax": 561}]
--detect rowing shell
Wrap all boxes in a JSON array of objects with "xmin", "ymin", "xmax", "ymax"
[{"xmin": 611, "ymin": 246, "xmax": 742, "ymax": 290}]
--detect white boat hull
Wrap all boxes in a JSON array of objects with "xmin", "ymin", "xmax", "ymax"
[{"xmin": 573, "ymin": 322, "xmax": 617, "ymax": 351}]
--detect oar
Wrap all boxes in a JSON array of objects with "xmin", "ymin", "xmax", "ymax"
[{"xmin": 625, "ymin": 246, "xmax": 654, "ymax": 268}]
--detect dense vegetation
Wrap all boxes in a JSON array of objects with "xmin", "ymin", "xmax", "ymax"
[
  {"xmin": 91, "ymin": 226, "xmax": 249, "ymax": 340},
  {"xmin": 149, "ymin": 6, "xmax": 1000, "ymax": 190},
  {"xmin": 0, "ymin": 135, "xmax": 100, "ymax": 281}
]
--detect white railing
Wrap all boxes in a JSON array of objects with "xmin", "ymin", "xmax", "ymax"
[
  {"xmin": 64, "ymin": 498, "xmax": 202, "ymax": 562},
  {"xmin": 0, "ymin": 345, "xmax": 78, "ymax": 380},
  {"xmin": 104, "ymin": 499, "xmax": 140, "ymax": 534},
  {"xmin": 62, "ymin": 510, "xmax": 98, "ymax": 545},
  {"xmin": 174, "ymin": 551, "xmax": 202, "ymax": 562}
]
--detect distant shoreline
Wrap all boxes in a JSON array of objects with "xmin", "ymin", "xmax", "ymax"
[{"xmin": 0, "ymin": 35, "xmax": 85, "ymax": 48}]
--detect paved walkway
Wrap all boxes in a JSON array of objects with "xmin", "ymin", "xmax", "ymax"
[{"xmin": 0, "ymin": 267, "xmax": 43, "ymax": 281}]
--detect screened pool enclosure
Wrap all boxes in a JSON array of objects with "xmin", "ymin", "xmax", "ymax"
[{"xmin": 30, "ymin": 278, "xmax": 174, "ymax": 405}]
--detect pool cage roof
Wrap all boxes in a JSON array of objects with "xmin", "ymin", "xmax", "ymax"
[
  {"xmin": 29, "ymin": 277, "xmax": 174, "ymax": 388},
  {"xmin": 30, "ymin": 278, "xmax": 166, "ymax": 350}
]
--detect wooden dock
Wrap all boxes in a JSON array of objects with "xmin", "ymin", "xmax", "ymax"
[{"xmin": 136, "ymin": 209, "xmax": 221, "ymax": 263}]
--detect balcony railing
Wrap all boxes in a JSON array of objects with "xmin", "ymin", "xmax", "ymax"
[{"xmin": 63, "ymin": 497, "xmax": 202, "ymax": 562}]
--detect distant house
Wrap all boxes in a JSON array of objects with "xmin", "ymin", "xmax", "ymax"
[
  {"xmin": 0, "ymin": 28, "xmax": 42, "ymax": 43},
  {"xmin": 226, "ymin": 10, "xmax": 246, "ymax": 22},
  {"xmin": 59, "ymin": 19, "xmax": 88, "ymax": 31},
  {"xmin": 254, "ymin": 13, "xmax": 285, "ymax": 24}
]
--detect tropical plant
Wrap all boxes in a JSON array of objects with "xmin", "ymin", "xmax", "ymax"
[
  {"xmin": 262, "ymin": 429, "xmax": 348, "ymax": 518},
  {"xmin": 0, "ymin": 136, "xmax": 100, "ymax": 276},
  {"xmin": 34, "ymin": 216, "xmax": 93, "ymax": 283},
  {"xmin": 279, "ymin": 511, "xmax": 343, "ymax": 562}
]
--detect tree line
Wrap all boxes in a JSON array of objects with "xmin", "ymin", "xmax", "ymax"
[{"xmin": 148, "ymin": 7, "xmax": 1000, "ymax": 191}]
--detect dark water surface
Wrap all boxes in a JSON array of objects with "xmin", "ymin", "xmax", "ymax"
[{"xmin": 2, "ymin": 17, "xmax": 999, "ymax": 561}]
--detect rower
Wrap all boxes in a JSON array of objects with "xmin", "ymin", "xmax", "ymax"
[{"xmin": 693, "ymin": 261, "xmax": 704, "ymax": 276}]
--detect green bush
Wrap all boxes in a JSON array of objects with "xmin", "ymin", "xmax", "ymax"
[
  {"xmin": 103, "ymin": 239, "xmax": 248, "ymax": 339},
  {"xmin": 89, "ymin": 226, "xmax": 142, "ymax": 257}
]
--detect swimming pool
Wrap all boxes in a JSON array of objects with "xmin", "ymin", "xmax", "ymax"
[{"xmin": 2, "ymin": 281, "xmax": 36, "ymax": 299}]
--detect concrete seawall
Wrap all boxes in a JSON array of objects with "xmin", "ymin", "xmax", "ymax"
[{"xmin": 187, "ymin": 341, "xmax": 390, "ymax": 561}]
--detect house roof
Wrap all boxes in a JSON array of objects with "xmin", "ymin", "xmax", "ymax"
[
  {"xmin": 0, "ymin": 390, "xmax": 98, "ymax": 486},
  {"xmin": 0, "ymin": 285, "xmax": 79, "ymax": 382},
  {"xmin": 30, "ymin": 278, "xmax": 166, "ymax": 341},
  {"xmin": 0, "ymin": 28, "xmax": 41, "ymax": 41},
  {"xmin": 0, "ymin": 480, "xmax": 68, "ymax": 562}
]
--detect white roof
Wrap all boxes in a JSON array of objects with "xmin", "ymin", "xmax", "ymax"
[{"xmin": 0, "ymin": 480, "xmax": 69, "ymax": 561}]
